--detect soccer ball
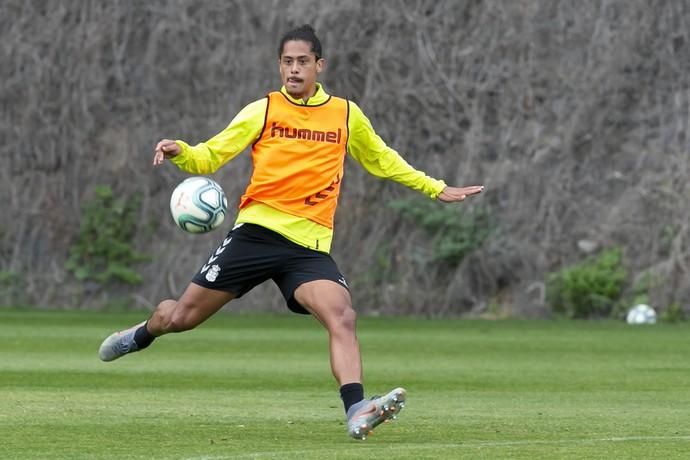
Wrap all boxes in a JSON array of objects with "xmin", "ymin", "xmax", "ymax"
[
  {"xmin": 626, "ymin": 304, "xmax": 657, "ymax": 325},
  {"xmin": 170, "ymin": 177, "xmax": 227, "ymax": 233}
]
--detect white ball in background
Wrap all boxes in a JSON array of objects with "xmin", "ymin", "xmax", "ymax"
[{"xmin": 626, "ymin": 304, "xmax": 657, "ymax": 325}]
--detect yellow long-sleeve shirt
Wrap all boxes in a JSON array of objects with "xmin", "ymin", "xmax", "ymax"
[{"xmin": 171, "ymin": 84, "xmax": 447, "ymax": 253}]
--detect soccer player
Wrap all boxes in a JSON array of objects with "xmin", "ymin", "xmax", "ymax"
[{"xmin": 99, "ymin": 24, "xmax": 483, "ymax": 440}]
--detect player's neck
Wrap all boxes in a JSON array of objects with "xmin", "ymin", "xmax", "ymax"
[{"xmin": 287, "ymin": 84, "xmax": 317, "ymax": 103}]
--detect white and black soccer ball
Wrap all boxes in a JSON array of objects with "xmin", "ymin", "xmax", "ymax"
[
  {"xmin": 170, "ymin": 177, "xmax": 227, "ymax": 233},
  {"xmin": 626, "ymin": 304, "xmax": 657, "ymax": 325}
]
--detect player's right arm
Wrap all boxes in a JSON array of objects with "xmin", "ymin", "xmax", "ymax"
[{"xmin": 152, "ymin": 98, "xmax": 268, "ymax": 173}]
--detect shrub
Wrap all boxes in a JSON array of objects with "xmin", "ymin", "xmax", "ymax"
[
  {"xmin": 0, "ymin": 270, "xmax": 21, "ymax": 303},
  {"xmin": 660, "ymin": 303, "xmax": 686, "ymax": 323},
  {"xmin": 65, "ymin": 186, "xmax": 148, "ymax": 285},
  {"xmin": 546, "ymin": 248, "xmax": 627, "ymax": 318},
  {"xmin": 390, "ymin": 197, "xmax": 494, "ymax": 265}
]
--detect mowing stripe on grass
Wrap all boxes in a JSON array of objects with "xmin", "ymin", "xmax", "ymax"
[
  {"xmin": 1, "ymin": 310, "xmax": 689, "ymax": 460},
  {"xmin": 185, "ymin": 436, "xmax": 690, "ymax": 460}
]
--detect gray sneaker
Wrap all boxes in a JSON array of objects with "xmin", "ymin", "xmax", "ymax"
[
  {"xmin": 98, "ymin": 321, "xmax": 146, "ymax": 362},
  {"xmin": 346, "ymin": 387, "xmax": 407, "ymax": 440}
]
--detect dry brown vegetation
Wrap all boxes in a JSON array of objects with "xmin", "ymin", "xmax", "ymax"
[{"xmin": 1, "ymin": 0, "xmax": 688, "ymax": 316}]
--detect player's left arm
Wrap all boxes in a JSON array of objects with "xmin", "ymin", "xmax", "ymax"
[{"xmin": 347, "ymin": 101, "xmax": 483, "ymax": 202}]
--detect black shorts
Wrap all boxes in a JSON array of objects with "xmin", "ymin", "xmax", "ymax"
[{"xmin": 191, "ymin": 223, "xmax": 349, "ymax": 314}]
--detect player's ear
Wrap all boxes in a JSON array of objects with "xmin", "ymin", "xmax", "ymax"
[{"xmin": 316, "ymin": 57, "xmax": 325, "ymax": 74}]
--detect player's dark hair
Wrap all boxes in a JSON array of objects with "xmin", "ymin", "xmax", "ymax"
[{"xmin": 278, "ymin": 24, "xmax": 323, "ymax": 60}]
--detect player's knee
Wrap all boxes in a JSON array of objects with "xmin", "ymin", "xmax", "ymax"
[{"xmin": 332, "ymin": 304, "xmax": 357, "ymax": 334}]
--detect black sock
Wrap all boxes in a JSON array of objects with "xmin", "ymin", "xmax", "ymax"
[
  {"xmin": 340, "ymin": 382, "xmax": 364, "ymax": 414},
  {"xmin": 133, "ymin": 321, "xmax": 156, "ymax": 350}
]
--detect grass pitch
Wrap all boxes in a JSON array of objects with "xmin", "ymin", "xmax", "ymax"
[{"xmin": 1, "ymin": 310, "xmax": 688, "ymax": 459}]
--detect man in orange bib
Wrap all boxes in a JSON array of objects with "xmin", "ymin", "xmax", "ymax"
[{"xmin": 99, "ymin": 24, "xmax": 483, "ymax": 440}]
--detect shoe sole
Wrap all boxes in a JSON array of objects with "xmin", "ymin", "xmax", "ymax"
[{"xmin": 349, "ymin": 387, "xmax": 407, "ymax": 440}]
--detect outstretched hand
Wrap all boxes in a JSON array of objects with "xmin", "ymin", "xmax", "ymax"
[
  {"xmin": 437, "ymin": 185, "xmax": 484, "ymax": 203},
  {"xmin": 152, "ymin": 139, "xmax": 181, "ymax": 166}
]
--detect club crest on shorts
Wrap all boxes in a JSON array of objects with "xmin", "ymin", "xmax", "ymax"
[
  {"xmin": 205, "ymin": 264, "xmax": 221, "ymax": 282},
  {"xmin": 201, "ymin": 236, "xmax": 232, "ymax": 274}
]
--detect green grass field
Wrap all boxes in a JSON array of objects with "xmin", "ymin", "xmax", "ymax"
[{"xmin": 1, "ymin": 310, "xmax": 688, "ymax": 459}]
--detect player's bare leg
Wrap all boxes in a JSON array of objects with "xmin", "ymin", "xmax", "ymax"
[
  {"xmin": 294, "ymin": 280, "xmax": 362, "ymax": 384},
  {"xmin": 147, "ymin": 283, "xmax": 236, "ymax": 334},
  {"xmin": 294, "ymin": 280, "xmax": 406, "ymax": 439},
  {"xmin": 99, "ymin": 283, "xmax": 235, "ymax": 361}
]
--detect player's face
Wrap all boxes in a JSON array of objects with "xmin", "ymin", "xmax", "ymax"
[{"xmin": 279, "ymin": 40, "xmax": 323, "ymax": 100}]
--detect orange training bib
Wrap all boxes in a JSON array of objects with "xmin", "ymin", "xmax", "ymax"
[{"xmin": 239, "ymin": 92, "xmax": 349, "ymax": 228}]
